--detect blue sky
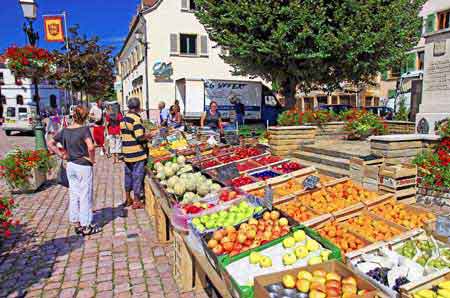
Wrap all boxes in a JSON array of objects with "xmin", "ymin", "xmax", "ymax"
[{"xmin": 0, "ymin": 0, "xmax": 140, "ymax": 56}]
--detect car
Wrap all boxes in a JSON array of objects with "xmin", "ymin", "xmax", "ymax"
[
  {"xmin": 2, "ymin": 104, "xmax": 37, "ymax": 136},
  {"xmin": 318, "ymin": 104, "xmax": 353, "ymax": 114},
  {"xmin": 361, "ymin": 106, "xmax": 394, "ymax": 120}
]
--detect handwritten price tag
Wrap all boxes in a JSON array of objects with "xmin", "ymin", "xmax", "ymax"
[{"xmin": 303, "ymin": 175, "xmax": 320, "ymax": 190}]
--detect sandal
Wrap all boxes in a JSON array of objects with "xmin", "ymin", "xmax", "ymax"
[
  {"xmin": 81, "ymin": 224, "xmax": 102, "ymax": 236},
  {"xmin": 74, "ymin": 226, "xmax": 83, "ymax": 235},
  {"xmin": 132, "ymin": 201, "xmax": 144, "ymax": 209},
  {"xmin": 121, "ymin": 198, "xmax": 133, "ymax": 208}
]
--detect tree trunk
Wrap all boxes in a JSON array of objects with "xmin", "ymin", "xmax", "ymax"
[{"xmin": 281, "ymin": 78, "xmax": 297, "ymax": 109}]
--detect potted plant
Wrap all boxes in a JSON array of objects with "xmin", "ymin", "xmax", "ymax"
[
  {"xmin": 341, "ymin": 109, "xmax": 386, "ymax": 140},
  {"xmin": 0, "ymin": 148, "xmax": 54, "ymax": 192}
]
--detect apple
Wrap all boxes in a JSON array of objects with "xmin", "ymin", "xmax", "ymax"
[
  {"xmin": 207, "ymin": 239, "xmax": 218, "ymax": 249},
  {"xmin": 310, "ymin": 289, "xmax": 326, "ymax": 298},
  {"xmin": 229, "ymin": 250, "xmax": 240, "ymax": 257},
  {"xmin": 326, "ymin": 272, "xmax": 341, "ymax": 282},
  {"xmin": 220, "ymin": 236, "xmax": 231, "ymax": 245},
  {"xmin": 272, "ymin": 226, "xmax": 281, "ymax": 234},
  {"xmin": 246, "ymin": 229, "xmax": 256, "ymax": 240},
  {"xmin": 342, "ymin": 276, "xmax": 357, "ymax": 286},
  {"xmin": 228, "ymin": 232, "xmax": 237, "ymax": 242},
  {"xmin": 225, "ymin": 226, "xmax": 236, "ymax": 234},
  {"xmin": 233, "ymin": 243, "xmax": 243, "ymax": 251},
  {"xmin": 326, "ymin": 287, "xmax": 342, "ymax": 297},
  {"xmin": 326, "ymin": 280, "xmax": 341, "ymax": 290},
  {"xmin": 259, "ymin": 256, "xmax": 272, "ymax": 268},
  {"xmin": 358, "ymin": 290, "xmax": 369, "ymax": 295},
  {"xmin": 241, "ymin": 245, "xmax": 250, "ymax": 252},
  {"xmin": 222, "ymin": 242, "xmax": 233, "ymax": 252},
  {"xmin": 294, "ymin": 246, "xmax": 309, "ymax": 259},
  {"xmin": 308, "ymin": 256, "xmax": 323, "ymax": 265},
  {"xmin": 313, "ymin": 270, "xmax": 327, "ymax": 278},
  {"xmin": 282, "ymin": 274, "xmax": 296, "ymax": 289},
  {"xmin": 312, "ymin": 276, "xmax": 326, "ymax": 285},
  {"xmin": 212, "ymin": 244, "xmax": 223, "ymax": 255},
  {"xmin": 342, "ymin": 284, "xmax": 357, "ymax": 295},
  {"xmin": 282, "ymin": 253, "xmax": 297, "ymax": 266},
  {"xmin": 249, "ymin": 252, "xmax": 261, "ymax": 264},
  {"xmin": 321, "ymin": 250, "xmax": 331, "ymax": 261},
  {"xmin": 296, "ymin": 279, "xmax": 311, "ymax": 293},
  {"xmin": 237, "ymin": 233, "xmax": 247, "ymax": 244},
  {"xmin": 244, "ymin": 239, "xmax": 253, "ymax": 246},
  {"xmin": 257, "ymin": 224, "xmax": 265, "ymax": 232},
  {"xmin": 272, "ymin": 231, "xmax": 281, "ymax": 239},
  {"xmin": 240, "ymin": 223, "xmax": 249, "ymax": 232},
  {"xmin": 265, "ymin": 219, "xmax": 274, "ymax": 227},
  {"xmin": 263, "ymin": 212, "xmax": 271, "ymax": 221},
  {"xmin": 270, "ymin": 210, "xmax": 280, "ymax": 220},
  {"xmin": 282, "ymin": 237, "xmax": 296, "ymax": 248},
  {"xmin": 248, "ymin": 218, "xmax": 258, "ymax": 225},
  {"xmin": 310, "ymin": 282, "xmax": 326, "ymax": 293},
  {"xmin": 306, "ymin": 239, "xmax": 320, "ymax": 252},
  {"xmin": 229, "ymin": 191, "xmax": 237, "ymax": 199},
  {"xmin": 213, "ymin": 230, "xmax": 224, "ymax": 241},
  {"xmin": 297, "ymin": 270, "xmax": 313, "ymax": 281},
  {"xmin": 293, "ymin": 230, "xmax": 306, "ymax": 242},
  {"xmin": 263, "ymin": 231, "xmax": 272, "ymax": 240},
  {"xmin": 278, "ymin": 217, "xmax": 289, "ymax": 226}
]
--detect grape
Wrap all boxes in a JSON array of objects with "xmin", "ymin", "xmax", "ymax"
[
  {"xmin": 366, "ymin": 267, "xmax": 389, "ymax": 286},
  {"xmin": 393, "ymin": 277, "xmax": 409, "ymax": 292}
]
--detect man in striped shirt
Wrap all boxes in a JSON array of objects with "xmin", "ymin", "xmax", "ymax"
[{"xmin": 120, "ymin": 98, "xmax": 153, "ymax": 209}]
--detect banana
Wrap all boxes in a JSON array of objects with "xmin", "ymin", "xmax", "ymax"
[
  {"xmin": 416, "ymin": 290, "xmax": 437, "ymax": 298},
  {"xmin": 440, "ymin": 282, "xmax": 450, "ymax": 290},
  {"xmin": 438, "ymin": 289, "xmax": 450, "ymax": 298}
]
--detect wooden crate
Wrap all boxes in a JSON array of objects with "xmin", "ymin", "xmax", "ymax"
[
  {"xmin": 154, "ymin": 200, "xmax": 173, "ymax": 244},
  {"xmin": 380, "ymin": 164, "xmax": 417, "ymax": 179},
  {"xmin": 172, "ymin": 231, "xmax": 206, "ymax": 293},
  {"xmin": 144, "ymin": 180, "xmax": 156, "ymax": 217},
  {"xmin": 400, "ymin": 270, "xmax": 450, "ymax": 298}
]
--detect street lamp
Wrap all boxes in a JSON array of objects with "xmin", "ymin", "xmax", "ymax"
[{"xmin": 19, "ymin": 0, "xmax": 46, "ymax": 149}]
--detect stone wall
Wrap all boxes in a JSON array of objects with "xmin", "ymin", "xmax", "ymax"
[
  {"xmin": 305, "ymin": 121, "xmax": 415, "ymax": 137},
  {"xmin": 268, "ymin": 126, "xmax": 317, "ymax": 157}
]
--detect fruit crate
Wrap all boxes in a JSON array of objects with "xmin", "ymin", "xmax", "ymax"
[
  {"xmin": 200, "ymin": 211, "xmax": 299, "ymax": 274},
  {"xmin": 399, "ymin": 270, "xmax": 450, "ymax": 298},
  {"xmin": 380, "ymin": 164, "xmax": 418, "ymax": 179},
  {"xmin": 254, "ymin": 260, "xmax": 381, "ymax": 298},
  {"xmin": 154, "ymin": 200, "xmax": 174, "ymax": 244},
  {"xmin": 173, "ymin": 230, "xmax": 206, "ymax": 293},
  {"xmin": 363, "ymin": 193, "xmax": 396, "ymax": 210},
  {"xmin": 219, "ymin": 225, "xmax": 342, "ymax": 298},
  {"xmin": 367, "ymin": 198, "xmax": 436, "ymax": 231},
  {"xmin": 340, "ymin": 211, "xmax": 407, "ymax": 244}
]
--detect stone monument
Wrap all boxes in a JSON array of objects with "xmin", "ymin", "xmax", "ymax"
[{"xmin": 416, "ymin": 38, "xmax": 450, "ymax": 134}]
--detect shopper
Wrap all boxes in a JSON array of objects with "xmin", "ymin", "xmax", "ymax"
[
  {"xmin": 158, "ymin": 101, "xmax": 169, "ymax": 127},
  {"xmin": 201, "ymin": 100, "xmax": 224, "ymax": 134},
  {"xmin": 105, "ymin": 105, "xmax": 123, "ymax": 163},
  {"xmin": 89, "ymin": 99, "xmax": 106, "ymax": 156},
  {"xmin": 168, "ymin": 105, "xmax": 182, "ymax": 129},
  {"xmin": 120, "ymin": 98, "xmax": 154, "ymax": 209},
  {"xmin": 47, "ymin": 105, "xmax": 100, "ymax": 236},
  {"xmin": 233, "ymin": 98, "xmax": 245, "ymax": 125},
  {"xmin": 174, "ymin": 99, "xmax": 181, "ymax": 113}
]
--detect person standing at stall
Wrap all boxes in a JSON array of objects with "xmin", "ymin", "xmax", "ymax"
[
  {"xmin": 201, "ymin": 100, "xmax": 224, "ymax": 134},
  {"xmin": 158, "ymin": 101, "xmax": 169, "ymax": 127},
  {"xmin": 120, "ymin": 98, "xmax": 154, "ymax": 209},
  {"xmin": 89, "ymin": 99, "xmax": 106, "ymax": 156},
  {"xmin": 105, "ymin": 105, "xmax": 123, "ymax": 164}
]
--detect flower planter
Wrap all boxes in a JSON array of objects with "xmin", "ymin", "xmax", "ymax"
[{"xmin": 268, "ymin": 126, "xmax": 317, "ymax": 156}]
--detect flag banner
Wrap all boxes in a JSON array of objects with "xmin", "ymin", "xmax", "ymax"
[{"xmin": 43, "ymin": 16, "xmax": 64, "ymax": 42}]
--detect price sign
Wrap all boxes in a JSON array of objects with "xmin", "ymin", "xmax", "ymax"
[
  {"xmin": 436, "ymin": 215, "xmax": 450, "ymax": 238},
  {"xmin": 303, "ymin": 175, "xmax": 320, "ymax": 190},
  {"xmin": 261, "ymin": 184, "xmax": 273, "ymax": 210},
  {"xmin": 217, "ymin": 163, "xmax": 240, "ymax": 182}
]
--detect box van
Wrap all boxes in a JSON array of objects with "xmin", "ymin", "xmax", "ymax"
[{"xmin": 2, "ymin": 104, "xmax": 36, "ymax": 136}]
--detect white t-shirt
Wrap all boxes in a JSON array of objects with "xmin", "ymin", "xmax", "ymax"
[{"xmin": 90, "ymin": 104, "xmax": 103, "ymax": 122}]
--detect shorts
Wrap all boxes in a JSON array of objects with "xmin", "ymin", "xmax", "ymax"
[{"xmin": 107, "ymin": 134, "xmax": 122, "ymax": 154}]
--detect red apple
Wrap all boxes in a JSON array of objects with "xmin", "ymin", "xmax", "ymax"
[
  {"xmin": 225, "ymin": 226, "xmax": 236, "ymax": 234},
  {"xmin": 263, "ymin": 212, "xmax": 271, "ymax": 221},
  {"xmin": 237, "ymin": 233, "xmax": 247, "ymax": 244},
  {"xmin": 244, "ymin": 239, "xmax": 253, "ymax": 246},
  {"xmin": 246, "ymin": 229, "xmax": 256, "ymax": 240},
  {"xmin": 241, "ymin": 245, "xmax": 250, "ymax": 252},
  {"xmin": 212, "ymin": 244, "xmax": 223, "ymax": 255},
  {"xmin": 222, "ymin": 242, "xmax": 234, "ymax": 252},
  {"xmin": 213, "ymin": 230, "xmax": 224, "ymax": 241},
  {"xmin": 240, "ymin": 223, "xmax": 249, "ymax": 232},
  {"xmin": 263, "ymin": 230, "xmax": 272, "ymax": 240},
  {"xmin": 233, "ymin": 243, "xmax": 243, "ymax": 251},
  {"xmin": 265, "ymin": 219, "xmax": 274, "ymax": 226},
  {"xmin": 257, "ymin": 224, "xmax": 265, "ymax": 232},
  {"xmin": 228, "ymin": 231, "xmax": 237, "ymax": 242},
  {"xmin": 270, "ymin": 210, "xmax": 280, "ymax": 220},
  {"xmin": 220, "ymin": 236, "xmax": 231, "ymax": 245},
  {"xmin": 229, "ymin": 250, "xmax": 240, "ymax": 257}
]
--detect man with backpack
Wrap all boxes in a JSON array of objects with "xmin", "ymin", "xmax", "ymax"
[{"xmin": 105, "ymin": 104, "xmax": 123, "ymax": 164}]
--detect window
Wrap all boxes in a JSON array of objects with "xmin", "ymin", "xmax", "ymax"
[
  {"xmin": 16, "ymin": 95, "xmax": 23, "ymax": 105},
  {"xmin": 350, "ymin": 94, "xmax": 357, "ymax": 107},
  {"xmin": 181, "ymin": 0, "xmax": 196, "ymax": 11},
  {"xmin": 50, "ymin": 94, "xmax": 57, "ymax": 108},
  {"xmin": 364, "ymin": 96, "xmax": 373, "ymax": 107},
  {"xmin": 317, "ymin": 96, "xmax": 328, "ymax": 106},
  {"xmin": 438, "ymin": 10, "xmax": 450, "ymax": 30},
  {"xmin": 331, "ymin": 96, "xmax": 338, "ymax": 105},
  {"xmin": 340, "ymin": 95, "xmax": 350, "ymax": 105},
  {"xmin": 180, "ymin": 34, "xmax": 197, "ymax": 55},
  {"xmin": 7, "ymin": 107, "xmax": 16, "ymax": 117},
  {"xmin": 373, "ymin": 97, "xmax": 380, "ymax": 106},
  {"xmin": 418, "ymin": 51, "xmax": 425, "ymax": 70},
  {"xmin": 0, "ymin": 72, "xmax": 4, "ymax": 85}
]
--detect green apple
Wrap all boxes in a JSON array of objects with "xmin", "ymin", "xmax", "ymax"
[
  {"xmin": 196, "ymin": 223, "xmax": 205, "ymax": 232},
  {"xmin": 283, "ymin": 237, "xmax": 296, "ymax": 248},
  {"xmin": 294, "ymin": 246, "xmax": 309, "ymax": 259},
  {"xmin": 192, "ymin": 218, "xmax": 201, "ymax": 226},
  {"xmin": 205, "ymin": 221, "xmax": 215, "ymax": 229},
  {"xmin": 293, "ymin": 230, "xmax": 306, "ymax": 242},
  {"xmin": 282, "ymin": 252, "xmax": 297, "ymax": 266},
  {"xmin": 306, "ymin": 239, "xmax": 320, "ymax": 252},
  {"xmin": 259, "ymin": 256, "xmax": 272, "ymax": 268},
  {"xmin": 200, "ymin": 215, "xmax": 209, "ymax": 224}
]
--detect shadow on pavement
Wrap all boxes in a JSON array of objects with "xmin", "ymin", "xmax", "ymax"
[
  {"xmin": 93, "ymin": 205, "xmax": 128, "ymax": 228},
  {"xmin": 0, "ymin": 225, "xmax": 84, "ymax": 298}
]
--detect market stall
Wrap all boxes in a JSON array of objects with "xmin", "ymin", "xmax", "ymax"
[{"xmin": 143, "ymin": 129, "xmax": 450, "ymax": 298}]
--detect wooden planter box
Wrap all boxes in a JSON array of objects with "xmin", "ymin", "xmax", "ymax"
[
  {"xmin": 8, "ymin": 167, "xmax": 47, "ymax": 193},
  {"xmin": 268, "ymin": 126, "xmax": 317, "ymax": 157}
]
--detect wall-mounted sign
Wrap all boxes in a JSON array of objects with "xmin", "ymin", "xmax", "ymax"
[
  {"xmin": 152, "ymin": 61, "xmax": 173, "ymax": 81},
  {"xmin": 417, "ymin": 118, "xmax": 430, "ymax": 134}
]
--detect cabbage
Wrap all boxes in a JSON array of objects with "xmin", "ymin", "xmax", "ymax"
[
  {"xmin": 177, "ymin": 155, "xmax": 186, "ymax": 165},
  {"xmin": 167, "ymin": 176, "xmax": 179, "ymax": 188},
  {"xmin": 185, "ymin": 179, "xmax": 196, "ymax": 192},
  {"xmin": 156, "ymin": 172, "xmax": 165, "ymax": 180},
  {"xmin": 171, "ymin": 163, "xmax": 180, "ymax": 172},
  {"xmin": 166, "ymin": 187, "xmax": 174, "ymax": 193},
  {"xmin": 174, "ymin": 182, "xmax": 186, "ymax": 196},
  {"xmin": 155, "ymin": 162, "xmax": 163, "ymax": 171},
  {"xmin": 197, "ymin": 184, "xmax": 210, "ymax": 196},
  {"xmin": 183, "ymin": 192, "xmax": 196, "ymax": 203},
  {"xmin": 210, "ymin": 183, "xmax": 221, "ymax": 192},
  {"xmin": 206, "ymin": 179, "xmax": 213, "ymax": 185}
]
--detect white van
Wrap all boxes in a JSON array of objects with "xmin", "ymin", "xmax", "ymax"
[{"xmin": 2, "ymin": 104, "xmax": 37, "ymax": 136}]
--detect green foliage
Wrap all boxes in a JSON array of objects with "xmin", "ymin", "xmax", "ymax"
[
  {"xmin": 394, "ymin": 95, "xmax": 409, "ymax": 121},
  {"xmin": 341, "ymin": 109, "xmax": 386, "ymax": 138},
  {"xmin": 52, "ymin": 25, "xmax": 115, "ymax": 99},
  {"xmin": 276, "ymin": 109, "xmax": 338, "ymax": 126},
  {"xmin": 194, "ymin": 0, "xmax": 425, "ymax": 106}
]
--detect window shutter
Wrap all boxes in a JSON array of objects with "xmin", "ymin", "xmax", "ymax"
[
  {"xmin": 181, "ymin": 0, "xmax": 188, "ymax": 10},
  {"xmin": 425, "ymin": 14, "xmax": 436, "ymax": 33},
  {"xmin": 200, "ymin": 35, "xmax": 208, "ymax": 56},
  {"xmin": 170, "ymin": 33, "xmax": 178, "ymax": 55}
]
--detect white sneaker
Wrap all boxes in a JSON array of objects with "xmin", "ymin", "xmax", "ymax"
[{"xmin": 100, "ymin": 150, "xmax": 104, "ymax": 156}]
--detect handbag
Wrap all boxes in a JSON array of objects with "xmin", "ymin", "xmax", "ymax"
[{"xmin": 57, "ymin": 160, "xmax": 69, "ymax": 188}]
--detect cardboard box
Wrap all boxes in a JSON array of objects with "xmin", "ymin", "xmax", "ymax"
[{"xmin": 254, "ymin": 261, "xmax": 380, "ymax": 298}]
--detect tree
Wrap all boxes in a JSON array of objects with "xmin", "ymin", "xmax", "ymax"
[
  {"xmin": 53, "ymin": 25, "xmax": 115, "ymax": 101},
  {"xmin": 194, "ymin": 0, "xmax": 425, "ymax": 107}
]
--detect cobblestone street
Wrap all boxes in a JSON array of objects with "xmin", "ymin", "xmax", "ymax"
[{"xmin": 0, "ymin": 134, "xmax": 208, "ymax": 298}]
